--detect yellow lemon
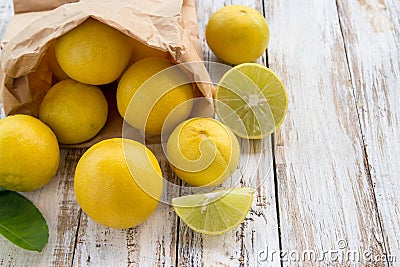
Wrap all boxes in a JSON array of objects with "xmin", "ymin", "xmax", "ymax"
[
  {"xmin": 205, "ymin": 5, "xmax": 269, "ymax": 65},
  {"xmin": 55, "ymin": 18, "xmax": 133, "ymax": 85},
  {"xmin": 0, "ymin": 114, "xmax": 60, "ymax": 192},
  {"xmin": 74, "ymin": 138, "xmax": 163, "ymax": 229},
  {"xmin": 117, "ymin": 57, "xmax": 193, "ymax": 136},
  {"xmin": 166, "ymin": 117, "xmax": 240, "ymax": 187},
  {"xmin": 39, "ymin": 79, "xmax": 108, "ymax": 144},
  {"xmin": 47, "ymin": 43, "xmax": 69, "ymax": 81},
  {"xmin": 129, "ymin": 38, "xmax": 169, "ymax": 63}
]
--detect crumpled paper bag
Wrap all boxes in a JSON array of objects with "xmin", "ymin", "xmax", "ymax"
[{"xmin": 0, "ymin": 0, "xmax": 214, "ymax": 147}]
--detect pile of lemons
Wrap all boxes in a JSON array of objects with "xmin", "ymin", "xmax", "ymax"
[{"xmin": 0, "ymin": 6, "xmax": 288, "ymax": 235}]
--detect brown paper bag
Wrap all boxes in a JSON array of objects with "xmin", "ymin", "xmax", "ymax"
[
  {"xmin": 0, "ymin": 0, "xmax": 214, "ymax": 147},
  {"xmin": 13, "ymin": 0, "xmax": 79, "ymax": 14}
]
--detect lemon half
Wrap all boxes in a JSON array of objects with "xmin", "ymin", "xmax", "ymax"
[{"xmin": 215, "ymin": 63, "xmax": 288, "ymax": 139}]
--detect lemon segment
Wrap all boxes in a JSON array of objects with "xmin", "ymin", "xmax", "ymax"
[
  {"xmin": 215, "ymin": 63, "xmax": 288, "ymax": 139},
  {"xmin": 172, "ymin": 187, "xmax": 254, "ymax": 235}
]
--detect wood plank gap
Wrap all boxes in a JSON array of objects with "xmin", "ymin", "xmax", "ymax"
[
  {"xmin": 263, "ymin": 1, "xmax": 284, "ymax": 266},
  {"xmin": 174, "ymin": 179, "xmax": 182, "ymax": 267},
  {"xmin": 263, "ymin": 1, "xmax": 284, "ymax": 265},
  {"xmin": 271, "ymin": 135, "xmax": 284, "ymax": 267},
  {"xmin": 69, "ymin": 209, "xmax": 82, "ymax": 267},
  {"xmin": 334, "ymin": 0, "xmax": 389, "ymax": 262}
]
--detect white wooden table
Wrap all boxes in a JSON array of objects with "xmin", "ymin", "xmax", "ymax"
[{"xmin": 1, "ymin": 0, "xmax": 399, "ymax": 266}]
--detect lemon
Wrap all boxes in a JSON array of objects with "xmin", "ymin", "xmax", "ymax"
[
  {"xmin": 39, "ymin": 79, "xmax": 108, "ymax": 144},
  {"xmin": 129, "ymin": 38, "xmax": 169, "ymax": 63},
  {"xmin": 205, "ymin": 5, "xmax": 269, "ymax": 64},
  {"xmin": 47, "ymin": 43, "xmax": 69, "ymax": 81},
  {"xmin": 172, "ymin": 187, "xmax": 254, "ymax": 235},
  {"xmin": 166, "ymin": 117, "xmax": 240, "ymax": 187},
  {"xmin": 215, "ymin": 63, "xmax": 288, "ymax": 139},
  {"xmin": 55, "ymin": 18, "xmax": 133, "ymax": 85},
  {"xmin": 117, "ymin": 57, "xmax": 193, "ymax": 136},
  {"xmin": 74, "ymin": 138, "xmax": 163, "ymax": 229},
  {"xmin": 0, "ymin": 115, "xmax": 60, "ymax": 192}
]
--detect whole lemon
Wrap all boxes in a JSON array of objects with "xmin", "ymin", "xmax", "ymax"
[
  {"xmin": 166, "ymin": 117, "xmax": 240, "ymax": 187},
  {"xmin": 55, "ymin": 18, "xmax": 133, "ymax": 85},
  {"xmin": 47, "ymin": 43, "xmax": 69, "ymax": 81},
  {"xmin": 205, "ymin": 5, "xmax": 270, "ymax": 65},
  {"xmin": 117, "ymin": 57, "xmax": 193, "ymax": 136},
  {"xmin": 74, "ymin": 138, "xmax": 163, "ymax": 229},
  {"xmin": 129, "ymin": 38, "xmax": 169, "ymax": 63},
  {"xmin": 39, "ymin": 79, "xmax": 108, "ymax": 145},
  {"xmin": 0, "ymin": 114, "xmax": 60, "ymax": 192}
]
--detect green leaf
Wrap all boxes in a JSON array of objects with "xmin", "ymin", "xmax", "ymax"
[
  {"xmin": 0, "ymin": 187, "xmax": 5, "ymax": 192},
  {"xmin": 0, "ymin": 191, "xmax": 49, "ymax": 251}
]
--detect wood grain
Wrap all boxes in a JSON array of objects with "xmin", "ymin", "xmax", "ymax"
[
  {"xmin": 0, "ymin": 0, "xmax": 11, "ymax": 41},
  {"xmin": 265, "ymin": 0, "xmax": 388, "ymax": 265},
  {"xmin": 0, "ymin": 0, "xmax": 400, "ymax": 265},
  {"xmin": 0, "ymin": 148, "xmax": 84, "ymax": 266},
  {"xmin": 336, "ymin": 0, "xmax": 400, "ymax": 263},
  {"xmin": 176, "ymin": 1, "xmax": 281, "ymax": 266}
]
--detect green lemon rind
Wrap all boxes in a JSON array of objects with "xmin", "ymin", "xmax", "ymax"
[
  {"xmin": 215, "ymin": 63, "xmax": 288, "ymax": 139},
  {"xmin": 172, "ymin": 187, "xmax": 254, "ymax": 235}
]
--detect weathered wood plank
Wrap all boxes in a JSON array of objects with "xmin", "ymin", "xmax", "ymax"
[
  {"xmin": 0, "ymin": 0, "xmax": 11, "ymax": 41},
  {"xmin": 72, "ymin": 144, "xmax": 180, "ymax": 267},
  {"xmin": 176, "ymin": 1, "xmax": 281, "ymax": 266},
  {"xmin": 336, "ymin": 0, "xmax": 400, "ymax": 264},
  {"xmin": 0, "ymin": 148, "xmax": 84, "ymax": 267},
  {"xmin": 265, "ymin": 0, "xmax": 388, "ymax": 265}
]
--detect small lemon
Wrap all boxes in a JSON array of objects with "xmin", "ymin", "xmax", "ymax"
[
  {"xmin": 47, "ymin": 43, "xmax": 69, "ymax": 81},
  {"xmin": 166, "ymin": 117, "xmax": 240, "ymax": 187},
  {"xmin": 0, "ymin": 114, "xmax": 60, "ymax": 192},
  {"xmin": 117, "ymin": 57, "xmax": 193, "ymax": 136},
  {"xmin": 129, "ymin": 38, "xmax": 169, "ymax": 63},
  {"xmin": 39, "ymin": 79, "xmax": 108, "ymax": 144},
  {"xmin": 55, "ymin": 18, "xmax": 133, "ymax": 85},
  {"xmin": 74, "ymin": 138, "xmax": 163, "ymax": 229},
  {"xmin": 205, "ymin": 5, "xmax": 269, "ymax": 64}
]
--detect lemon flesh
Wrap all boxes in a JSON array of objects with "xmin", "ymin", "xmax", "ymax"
[
  {"xmin": 215, "ymin": 63, "xmax": 288, "ymax": 139},
  {"xmin": 74, "ymin": 138, "xmax": 163, "ymax": 229},
  {"xmin": 172, "ymin": 187, "xmax": 254, "ymax": 235}
]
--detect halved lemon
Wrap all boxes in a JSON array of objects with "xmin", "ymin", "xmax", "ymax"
[
  {"xmin": 172, "ymin": 187, "xmax": 254, "ymax": 235},
  {"xmin": 215, "ymin": 63, "xmax": 288, "ymax": 139}
]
